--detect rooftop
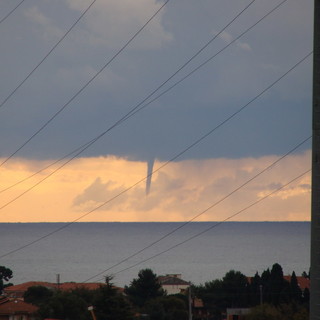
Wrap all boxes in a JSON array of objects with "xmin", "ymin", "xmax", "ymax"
[
  {"xmin": 0, "ymin": 297, "xmax": 38, "ymax": 315},
  {"xmin": 158, "ymin": 275, "xmax": 189, "ymax": 286}
]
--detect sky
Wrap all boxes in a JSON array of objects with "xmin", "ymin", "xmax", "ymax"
[{"xmin": 0, "ymin": 0, "xmax": 313, "ymax": 222}]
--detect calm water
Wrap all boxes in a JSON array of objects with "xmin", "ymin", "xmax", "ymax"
[{"xmin": 0, "ymin": 222, "xmax": 310, "ymax": 287}]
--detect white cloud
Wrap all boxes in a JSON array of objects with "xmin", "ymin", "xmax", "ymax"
[
  {"xmin": 65, "ymin": 0, "xmax": 173, "ymax": 49},
  {"xmin": 235, "ymin": 40, "xmax": 251, "ymax": 51},
  {"xmin": 72, "ymin": 176, "xmax": 138, "ymax": 213},
  {"xmin": 216, "ymin": 30, "xmax": 251, "ymax": 51},
  {"xmin": 24, "ymin": 6, "xmax": 63, "ymax": 40},
  {"xmin": 218, "ymin": 30, "xmax": 233, "ymax": 43}
]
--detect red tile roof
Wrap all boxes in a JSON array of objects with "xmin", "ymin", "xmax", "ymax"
[
  {"xmin": 283, "ymin": 276, "xmax": 310, "ymax": 290},
  {"xmin": 0, "ymin": 299, "xmax": 38, "ymax": 315},
  {"xmin": 4, "ymin": 281, "xmax": 123, "ymax": 298},
  {"xmin": 58, "ymin": 283, "xmax": 104, "ymax": 291},
  {"xmin": 5, "ymin": 282, "xmax": 55, "ymax": 293},
  {"xmin": 4, "ymin": 281, "xmax": 104, "ymax": 293},
  {"xmin": 158, "ymin": 276, "xmax": 190, "ymax": 286},
  {"xmin": 247, "ymin": 276, "xmax": 310, "ymax": 291}
]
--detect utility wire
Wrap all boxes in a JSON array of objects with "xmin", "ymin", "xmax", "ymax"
[
  {"xmin": 111, "ymin": 169, "xmax": 311, "ymax": 277},
  {"xmin": 116, "ymin": 0, "xmax": 258, "ymax": 123},
  {"xmin": 0, "ymin": 142, "xmax": 91, "ymax": 194},
  {"xmin": 126, "ymin": 0, "xmax": 289, "ymax": 120},
  {"xmin": 0, "ymin": 52, "xmax": 310, "ymax": 212},
  {"xmin": 0, "ymin": 0, "xmax": 97, "ymax": 111},
  {"xmin": 0, "ymin": 52, "xmax": 310, "ymax": 258},
  {"xmin": 0, "ymin": 0, "xmax": 289, "ymax": 195},
  {"xmin": 0, "ymin": 0, "xmax": 26, "ymax": 25},
  {"xmin": 0, "ymin": 0, "xmax": 170, "ymax": 167},
  {"xmin": 82, "ymin": 136, "xmax": 311, "ymax": 282}
]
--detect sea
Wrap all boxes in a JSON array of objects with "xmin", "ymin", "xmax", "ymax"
[{"xmin": 0, "ymin": 222, "xmax": 310, "ymax": 288}]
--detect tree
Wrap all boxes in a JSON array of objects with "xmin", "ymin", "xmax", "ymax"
[
  {"xmin": 194, "ymin": 270, "xmax": 249, "ymax": 318},
  {"xmin": 0, "ymin": 266, "xmax": 13, "ymax": 294},
  {"xmin": 195, "ymin": 279, "xmax": 225, "ymax": 319},
  {"xmin": 301, "ymin": 270, "xmax": 310, "ymax": 279},
  {"xmin": 302, "ymin": 287, "xmax": 310, "ymax": 305},
  {"xmin": 246, "ymin": 303, "xmax": 282, "ymax": 320},
  {"xmin": 24, "ymin": 285, "xmax": 53, "ymax": 305},
  {"xmin": 92, "ymin": 284, "xmax": 133, "ymax": 320},
  {"xmin": 124, "ymin": 269, "xmax": 165, "ymax": 308},
  {"xmin": 30, "ymin": 282, "xmax": 133, "ymax": 320},
  {"xmin": 160, "ymin": 296, "xmax": 188, "ymax": 320},
  {"xmin": 268, "ymin": 263, "xmax": 290, "ymax": 305},
  {"xmin": 247, "ymin": 303, "xmax": 308, "ymax": 320},
  {"xmin": 145, "ymin": 296, "xmax": 188, "ymax": 320},
  {"xmin": 221, "ymin": 270, "xmax": 249, "ymax": 308},
  {"xmin": 248, "ymin": 272, "xmax": 262, "ymax": 306},
  {"xmin": 290, "ymin": 271, "xmax": 302, "ymax": 302},
  {"xmin": 37, "ymin": 290, "xmax": 89, "ymax": 320}
]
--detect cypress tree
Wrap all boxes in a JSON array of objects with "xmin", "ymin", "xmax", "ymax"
[{"xmin": 290, "ymin": 271, "xmax": 302, "ymax": 302}]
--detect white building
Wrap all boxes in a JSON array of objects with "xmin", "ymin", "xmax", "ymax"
[{"xmin": 158, "ymin": 274, "xmax": 190, "ymax": 295}]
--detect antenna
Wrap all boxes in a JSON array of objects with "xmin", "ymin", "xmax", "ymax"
[{"xmin": 56, "ymin": 274, "xmax": 60, "ymax": 290}]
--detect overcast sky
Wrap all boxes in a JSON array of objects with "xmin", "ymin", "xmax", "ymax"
[{"xmin": 0, "ymin": 0, "xmax": 313, "ymax": 222}]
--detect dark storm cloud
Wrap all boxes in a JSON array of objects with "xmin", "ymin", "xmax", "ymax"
[{"xmin": 0, "ymin": 0, "xmax": 313, "ymax": 162}]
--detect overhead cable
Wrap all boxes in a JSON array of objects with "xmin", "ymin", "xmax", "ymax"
[
  {"xmin": 0, "ymin": 0, "xmax": 97, "ymax": 111},
  {"xmin": 126, "ymin": 0, "xmax": 290, "ymax": 120},
  {"xmin": 0, "ymin": 50, "xmax": 311, "ymax": 212},
  {"xmin": 0, "ymin": 52, "xmax": 311, "ymax": 259},
  {"xmin": 110, "ymin": 169, "xmax": 311, "ymax": 277},
  {"xmin": 82, "ymin": 136, "xmax": 311, "ymax": 282},
  {"xmin": 0, "ymin": 0, "xmax": 26, "ymax": 25},
  {"xmin": 1, "ymin": 0, "xmax": 289, "ymax": 195},
  {"xmin": 0, "ymin": 0, "xmax": 170, "ymax": 167}
]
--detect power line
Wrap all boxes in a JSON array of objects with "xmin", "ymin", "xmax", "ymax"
[
  {"xmin": 0, "ymin": 143, "xmax": 89, "ymax": 194},
  {"xmin": 0, "ymin": 0, "xmax": 97, "ymax": 111},
  {"xmin": 0, "ymin": 0, "xmax": 256, "ymax": 170},
  {"xmin": 111, "ymin": 169, "xmax": 311, "ymax": 277},
  {"xmin": 126, "ymin": 0, "xmax": 290, "ymax": 121},
  {"xmin": 0, "ymin": 0, "xmax": 291, "ymax": 196},
  {"xmin": 82, "ymin": 136, "xmax": 311, "ymax": 282},
  {"xmin": 0, "ymin": 0, "xmax": 170, "ymax": 167},
  {"xmin": 117, "ymin": 0, "xmax": 258, "ymax": 123},
  {"xmin": 0, "ymin": 52, "xmax": 310, "ymax": 258},
  {"xmin": 0, "ymin": 52, "xmax": 310, "ymax": 212},
  {"xmin": 0, "ymin": 0, "xmax": 26, "ymax": 25}
]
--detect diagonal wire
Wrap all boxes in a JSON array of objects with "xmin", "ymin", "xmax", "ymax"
[
  {"xmin": 0, "ymin": 52, "xmax": 311, "ymax": 212},
  {"xmin": 125, "ymin": 0, "xmax": 290, "ymax": 120},
  {"xmin": 0, "ymin": 0, "xmax": 26, "ymax": 25},
  {"xmin": 0, "ymin": 0, "xmax": 97, "ymax": 111},
  {"xmin": 0, "ymin": 51, "xmax": 311, "ymax": 258},
  {"xmin": 82, "ymin": 136, "xmax": 311, "ymax": 282},
  {"xmin": 110, "ymin": 169, "xmax": 311, "ymax": 277},
  {"xmin": 0, "ymin": 143, "xmax": 90, "ymax": 194},
  {"xmin": 0, "ymin": 0, "xmax": 289, "ymax": 195},
  {"xmin": 0, "ymin": 0, "xmax": 170, "ymax": 167}
]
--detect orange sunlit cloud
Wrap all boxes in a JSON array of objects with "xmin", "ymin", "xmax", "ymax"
[{"xmin": 0, "ymin": 151, "xmax": 311, "ymax": 222}]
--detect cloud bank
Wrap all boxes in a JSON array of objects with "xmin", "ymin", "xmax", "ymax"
[{"xmin": 0, "ymin": 151, "xmax": 311, "ymax": 222}]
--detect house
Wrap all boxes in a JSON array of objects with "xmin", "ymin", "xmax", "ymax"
[
  {"xmin": 158, "ymin": 274, "xmax": 190, "ymax": 295},
  {"xmin": 283, "ymin": 275, "xmax": 310, "ymax": 291},
  {"xmin": 0, "ymin": 296, "xmax": 38, "ymax": 320},
  {"xmin": 4, "ymin": 282, "xmax": 55, "ymax": 299},
  {"xmin": 247, "ymin": 275, "xmax": 310, "ymax": 293},
  {"xmin": 4, "ymin": 281, "xmax": 120, "ymax": 299}
]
